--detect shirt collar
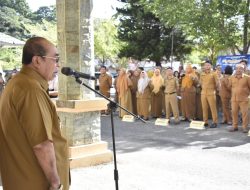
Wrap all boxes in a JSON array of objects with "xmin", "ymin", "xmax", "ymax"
[
  {"xmin": 20, "ymin": 66, "xmax": 49, "ymax": 91},
  {"xmin": 234, "ymin": 74, "xmax": 243, "ymax": 78},
  {"xmin": 167, "ymin": 76, "xmax": 174, "ymax": 79}
]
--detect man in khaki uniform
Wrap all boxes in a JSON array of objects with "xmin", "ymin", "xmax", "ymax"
[
  {"xmin": 200, "ymin": 61, "xmax": 219, "ymax": 128},
  {"xmin": 228, "ymin": 64, "xmax": 250, "ymax": 133},
  {"xmin": 240, "ymin": 59, "xmax": 250, "ymax": 76},
  {"xmin": 164, "ymin": 67, "xmax": 180, "ymax": 124},
  {"xmin": 0, "ymin": 37, "xmax": 69, "ymax": 190},
  {"xmin": 99, "ymin": 65, "xmax": 112, "ymax": 114},
  {"xmin": 219, "ymin": 65, "xmax": 232, "ymax": 125}
]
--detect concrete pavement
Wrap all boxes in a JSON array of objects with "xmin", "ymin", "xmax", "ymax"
[{"xmin": 1, "ymin": 114, "xmax": 250, "ymax": 190}]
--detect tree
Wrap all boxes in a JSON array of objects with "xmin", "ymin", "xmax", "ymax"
[
  {"xmin": 141, "ymin": 0, "xmax": 250, "ymax": 59},
  {"xmin": 0, "ymin": 0, "xmax": 32, "ymax": 17},
  {"xmin": 0, "ymin": 1, "xmax": 57, "ymax": 69},
  {"xmin": 0, "ymin": 6, "xmax": 30, "ymax": 39},
  {"xmin": 116, "ymin": 0, "xmax": 191, "ymax": 66},
  {"xmin": 33, "ymin": 6, "xmax": 56, "ymax": 22},
  {"xmin": 0, "ymin": 47, "xmax": 22, "ymax": 70},
  {"xmin": 94, "ymin": 18, "xmax": 121, "ymax": 63}
]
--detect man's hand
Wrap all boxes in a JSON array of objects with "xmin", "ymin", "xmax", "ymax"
[
  {"xmin": 49, "ymin": 184, "xmax": 63, "ymax": 190},
  {"xmin": 33, "ymin": 140, "xmax": 60, "ymax": 188}
]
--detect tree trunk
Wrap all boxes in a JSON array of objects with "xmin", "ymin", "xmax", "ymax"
[
  {"xmin": 102, "ymin": 55, "xmax": 105, "ymax": 64},
  {"xmin": 230, "ymin": 47, "xmax": 236, "ymax": 55},
  {"xmin": 155, "ymin": 60, "xmax": 162, "ymax": 67},
  {"xmin": 243, "ymin": 0, "xmax": 250, "ymax": 54},
  {"xmin": 209, "ymin": 46, "xmax": 215, "ymax": 66}
]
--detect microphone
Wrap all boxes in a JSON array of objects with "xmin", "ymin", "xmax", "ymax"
[{"xmin": 61, "ymin": 67, "xmax": 96, "ymax": 80}]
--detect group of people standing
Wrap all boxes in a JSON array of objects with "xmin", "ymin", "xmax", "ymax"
[{"xmin": 99, "ymin": 59, "xmax": 250, "ymax": 134}]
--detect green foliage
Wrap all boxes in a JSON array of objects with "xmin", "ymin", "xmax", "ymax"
[
  {"xmin": 0, "ymin": 0, "xmax": 31, "ymax": 17},
  {"xmin": 0, "ymin": 48, "xmax": 22, "ymax": 70},
  {"xmin": 117, "ymin": 57, "xmax": 129, "ymax": 68},
  {"xmin": 33, "ymin": 6, "xmax": 56, "ymax": 23},
  {"xmin": 0, "ymin": 0, "xmax": 57, "ymax": 69},
  {"xmin": 0, "ymin": 6, "xmax": 31, "ymax": 39},
  {"xmin": 94, "ymin": 18, "xmax": 122, "ymax": 63},
  {"xmin": 116, "ymin": 0, "xmax": 191, "ymax": 65},
  {"xmin": 25, "ymin": 20, "xmax": 57, "ymax": 44},
  {"xmin": 141, "ymin": 0, "xmax": 250, "ymax": 59}
]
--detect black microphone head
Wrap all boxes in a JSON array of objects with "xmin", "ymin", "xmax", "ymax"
[{"xmin": 61, "ymin": 67, "xmax": 74, "ymax": 76}]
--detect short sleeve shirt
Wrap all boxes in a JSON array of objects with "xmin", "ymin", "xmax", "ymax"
[{"xmin": 0, "ymin": 66, "xmax": 69, "ymax": 190}]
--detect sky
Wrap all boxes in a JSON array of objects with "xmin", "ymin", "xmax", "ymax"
[{"xmin": 26, "ymin": 0, "xmax": 124, "ymax": 19}]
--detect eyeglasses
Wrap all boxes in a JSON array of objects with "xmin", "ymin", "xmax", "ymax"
[{"xmin": 41, "ymin": 56, "xmax": 60, "ymax": 63}]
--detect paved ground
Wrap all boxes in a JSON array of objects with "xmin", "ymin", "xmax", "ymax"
[{"xmin": 1, "ymin": 114, "xmax": 250, "ymax": 190}]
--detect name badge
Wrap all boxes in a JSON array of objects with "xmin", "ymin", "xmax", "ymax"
[
  {"xmin": 155, "ymin": 118, "xmax": 169, "ymax": 126},
  {"xmin": 189, "ymin": 120, "xmax": 205, "ymax": 130},
  {"xmin": 122, "ymin": 115, "xmax": 135, "ymax": 122}
]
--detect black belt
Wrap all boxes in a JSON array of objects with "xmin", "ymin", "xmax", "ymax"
[{"xmin": 166, "ymin": 92, "xmax": 176, "ymax": 95}]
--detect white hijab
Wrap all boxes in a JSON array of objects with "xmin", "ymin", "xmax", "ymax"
[{"xmin": 138, "ymin": 71, "xmax": 150, "ymax": 94}]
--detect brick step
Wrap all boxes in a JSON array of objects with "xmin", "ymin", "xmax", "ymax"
[
  {"xmin": 69, "ymin": 141, "xmax": 110, "ymax": 157},
  {"xmin": 70, "ymin": 150, "xmax": 113, "ymax": 168}
]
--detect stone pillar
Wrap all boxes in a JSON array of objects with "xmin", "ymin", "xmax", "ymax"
[
  {"xmin": 57, "ymin": 0, "xmax": 94, "ymax": 100},
  {"xmin": 56, "ymin": 0, "xmax": 112, "ymax": 168}
]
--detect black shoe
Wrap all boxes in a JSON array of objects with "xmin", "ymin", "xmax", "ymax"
[
  {"xmin": 220, "ymin": 121, "xmax": 227, "ymax": 124},
  {"xmin": 210, "ymin": 123, "xmax": 217, "ymax": 128},
  {"xmin": 204, "ymin": 123, "xmax": 209, "ymax": 127}
]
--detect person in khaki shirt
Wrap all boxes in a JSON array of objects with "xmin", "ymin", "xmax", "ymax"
[
  {"xmin": 200, "ymin": 61, "xmax": 219, "ymax": 128},
  {"xmin": 0, "ymin": 37, "xmax": 69, "ymax": 190},
  {"xmin": 219, "ymin": 65, "xmax": 233, "ymax": 125},
  {"xmin": 137, "ymin": 71, "xmax": 151, "ymax": 120},
  {"xmin": 99, "ymin": 65, "xmax": 112, "ymax": 114},
  {"xmin": 130, "ymin": 68, "xmax": 141, "ymax": 115},
  {"xmin": 214, "ymin": 65, "xmax": 223, "ymax": 114},
  {"xmin": 228, "ymin": 64, "xmax": 250, "ymax": 133},
  {"xmin": 240, "ymin": 59, "xmax": 250, "ymax": 76},
  {"xmin": 164, "ymin": 67, "xmax": 180, "ymax": 124},
  {"xmin": 193, "ymin": 67, "xmax": 203, "ymax": 120},
  {"xmin": 150, "ymin": 67, "xmax": 164, "ymax": 118},
  {"xmin": 181, "ymin": 64, "xmax": 198, "ymax": 121},
  {"xmin": 116, "ymin": 68, "xmax": 133, "ymax": 118}
]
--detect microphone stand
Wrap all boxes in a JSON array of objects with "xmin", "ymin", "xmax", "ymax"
[{"xmin": 74, "ymin": 76, "xmax": 146, "ymax": 190}]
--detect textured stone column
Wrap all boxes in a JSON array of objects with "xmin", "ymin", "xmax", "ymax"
[
  {"xmin": 56, "ymin": 0, "xmax": 112, "ymax": 168},
  {"xmin": 57, "ymin": 0, "xmax": 94, "ymax": 100}
]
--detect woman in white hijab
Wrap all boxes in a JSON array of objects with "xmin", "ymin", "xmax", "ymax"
[{"xmin": 137, "ymin": 71, "xmax": 151, "ymax": 120}]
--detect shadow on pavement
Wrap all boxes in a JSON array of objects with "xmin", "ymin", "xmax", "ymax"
[{"xmin": 101, "ymin": 115, "xmax": 250, "ymax": 153}]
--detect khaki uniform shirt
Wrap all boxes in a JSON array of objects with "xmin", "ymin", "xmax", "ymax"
[
  {"xmin": 164, "ymin": 76, "xmax": 179, "ymax": 94},
  {"xmin": 219, "ymin": 75, "xmax": 231, "ymax": 99},
  {"xmin": 130, "ymin": 75, "xmax": 140, "ymax": 94},
  {"xmin": 0, "ymin": 67, "xmax": 69, "ymax": 190},
  {"xmin": 228, "ymin": 74, "xmax": 250, "ymax": 102},
  {"xmin": 99, "ymin": 73, "xmax": 112, "ymax": 97},
  {"xmin": 243, "ymin": 70, "xmax": 250, "ymax": 77},
  {"xmin": 136, "ymin": 85, "xmax": 151, "ymax": 99},
  {"xmin": 200, "ymin": 71, "xmax": 218, "ymax": 95}
]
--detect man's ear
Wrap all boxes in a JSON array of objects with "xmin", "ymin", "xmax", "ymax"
[{"xmin": 31, "ymin": 56, "xmax": 41, "ymax": 69}]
